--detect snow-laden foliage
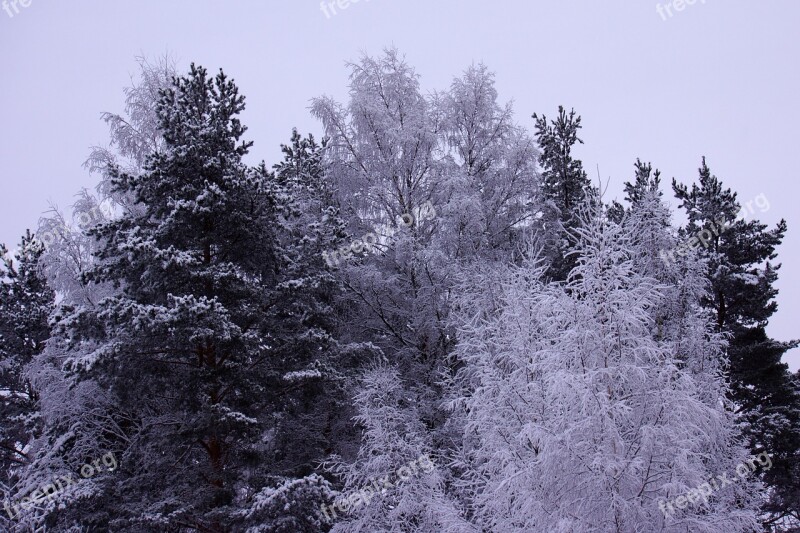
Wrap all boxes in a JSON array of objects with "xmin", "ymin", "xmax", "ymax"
[
  {"xmin": 449, "ymin": 204, "xmax": 759, "ymax": 532},
  {"xmin": 0, "ymin": 233, "xmax": 54, "ymax": 486},
  {"xmin": 237, "ymin": 474, "xmax": 336, "ymax": 533},
  {"xmin": 2, "ymin": 51, "xmax": 792, "ymax": 532},
  {"xmin": 327, "ymin": 366, "xmax": 473, "ymax": 533},
  {"xmin": 434, "ymin": 63, "xmax": 540, "ymax": 262}
]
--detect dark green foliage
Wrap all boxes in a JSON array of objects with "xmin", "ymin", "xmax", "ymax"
[
  {"xmin": 532, "ymin": 106, "xmax": 595, "ymax": 280},
  {"xmin": 673, "ymin": 158, "xmax": 800, "ymax": 528},
  {"xmin": 0, "ymin": 232, "xmax": 54, "ymax": 483},
  {"xmin": 49, "ymin": 66, "xmax": 348, "ymax": 531}
]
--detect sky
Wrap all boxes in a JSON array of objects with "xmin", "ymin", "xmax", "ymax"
[{"xmin": 1, "ymin": 0, "xmax": 798, "ymax": 370}]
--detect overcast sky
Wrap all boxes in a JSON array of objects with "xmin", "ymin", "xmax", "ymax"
[{"xmin": 1, "ymin": 0, "xmax": 798, "ymax": 370}]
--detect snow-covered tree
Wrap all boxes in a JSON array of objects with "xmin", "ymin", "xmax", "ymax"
[
  {"xmin": 1, "ymin": 57, "xmax": 173, "ymax": 531},
  {"xmin": 450, "ymin": 205, "xmax": 760, "ymax": 532},
  {"xmin": 24, "ymin": 64, "xmax": 345, "ymax": 531},
  {"xmin": 35, "ymin": 55, "xmax": 175, "ymax": 308},
  {"xmin": 325, "ymin": 366, "xmax": 473, "ymax": 533},
  {"xmin": 232, "ymin": 129, "xmax": 373, "ymax": 533},
  {"xmin": 310, "ymin": 48, "xmax": 541, "ymax": 430},
  {"xmin": 673, "ymin": 159, "xmax": 800, "ymax": 527},
  {"xmin": 532, "ymin": 106, "xmax": 596, "ymax": 281},
  {"xmin": 434, "ymin": 63, "xmax": 539, "ymax": 263},
  {"xmin": 620, "ymin": 161, "xmax": 716, "ymax": 384},
  {"xmin": 0, "ymin": 232, "xmax": 54, "ymax": 485},
  {"xmin": 85, "ymin": 54, "xmax": 176, "ymax": 214},
  {"xmin": 311, "ymin": 48, "xmax": 451, "ymax": 445}
]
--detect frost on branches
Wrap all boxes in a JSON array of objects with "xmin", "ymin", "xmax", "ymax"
[{"xmin": 450, "ymin": 204, "xmax": 760, "ymax": 532}]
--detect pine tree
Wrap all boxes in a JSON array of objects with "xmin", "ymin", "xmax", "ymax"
[
  {"xmin": 233, "ymin": 129, "xmax": 370, "ymax": 533},
  {"xmin": 673, "ymin": 158, "xmax": 800, "ymax": 527},
  {"xmin": 42, "ymin": 65, "xmax": 341, "ymax": 531},
  {"xmin": 262, "ymin": 129, "xmax": 356, "ymax": 475},
  {"xmin": 531, "ymin": 106, "xmax": 595, "ymax": 280},
  {"xmin": 0, "ymin": 232, "xmax": 54, "ymax": 485}
]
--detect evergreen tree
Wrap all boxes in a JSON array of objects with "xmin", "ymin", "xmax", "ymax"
[
  {"xmin": 262, "ymin": 129, "xmax": 357, "ymax": 476},
  {"xmin": 0, "ymin": 232, "xmax": 54, "ymax": 485},
  {"xmin": 673, "ymin": 158, "xmax": 800, "ymax": 528},
  {"xmin": 42, "ymin": 65, "xmax": 343, "ymax": 531},
  {"xmin": 531, "ymin": 106, "xmax": 595, "ymax": 280}
]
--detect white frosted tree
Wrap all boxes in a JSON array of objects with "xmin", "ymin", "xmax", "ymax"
[
  {"xmin": 450, "ymin": 205, "xmax": 760, "ymax": 532},
  {"xmin": 85, "ymin": 54, "xmax": 176, "ymax": 214},
  {"xmin": 433, "ymin": 63, "xmax": 539, "ymax": 263},
  {"xmin": 36, "ymin": 55, "xmax": 176, "ymax": 306},
  {"xmin": 311, "ymin": 50, "xmax": 452, "ymax": 487},
  {"xmin": 311, "ymin": 52, "xmax": 542, "ymax": 532},
  {"xmin": 311, "ymin": 48, "xmax": 449, "ymax": 369},
  {"xmin": 326, "ymin": 366, "xmax": 474, "ymax": 533},
  {"xmin": 619, "ymin": 161, "xmax": 727, "ymax": 407}
]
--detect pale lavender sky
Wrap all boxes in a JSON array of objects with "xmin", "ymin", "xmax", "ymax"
[{"xmin": 1, "ymin": 1, "xmax": 798, "ymax": 369}]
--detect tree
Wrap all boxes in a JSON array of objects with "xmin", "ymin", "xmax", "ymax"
[
  {"xmin": 325, "ymin": 366, "xmax": 472, "ymax": 533},
  {"xmin": 450, "ymin": 205, "xmax": 760, "ymax": 532},
  {"xmin": 85, "ymin": 54, "xmax": 176, "ymax": 215},
  {"xmin": 32, "ymin": 65, "xmax": 343, "ymax": 531},
  {"xmin": 311, "ymin": 48, "xmax": 451, "ymax": 444},
  {"xmin": 673, "ymin": 158, "xmax": 800, "ymax": 528},
  {"xmin": 311, "ymin": 53, "xmax": 551, "ymax": 533},
  {"xmin": 1, "ymin": 58, "xmax": 172, "ymax": 530},
  {"xmin": 435, "ymin": 63, "xmax": 539, "ymax": 263},
  {"xmin": 672, "ymin": 158, "xmax": 785, "ymax": 332},
  {"xmin": 232, "ymin": 129, "xmax": 370, "ymax": 533},
  {"xmin": 35, "ymin": 55, "xmax": 175, "ymax": 311},
  {"xmin": 531, "ymin": 106, "xmax": 595, "ymax": 280},
  {"xmin": 0, "ymin": 232, "xmax": 54, "ymax": 485},
  {"xmin": 310, "ymin": 50, "xmax": 540, "ymax": 432}
]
